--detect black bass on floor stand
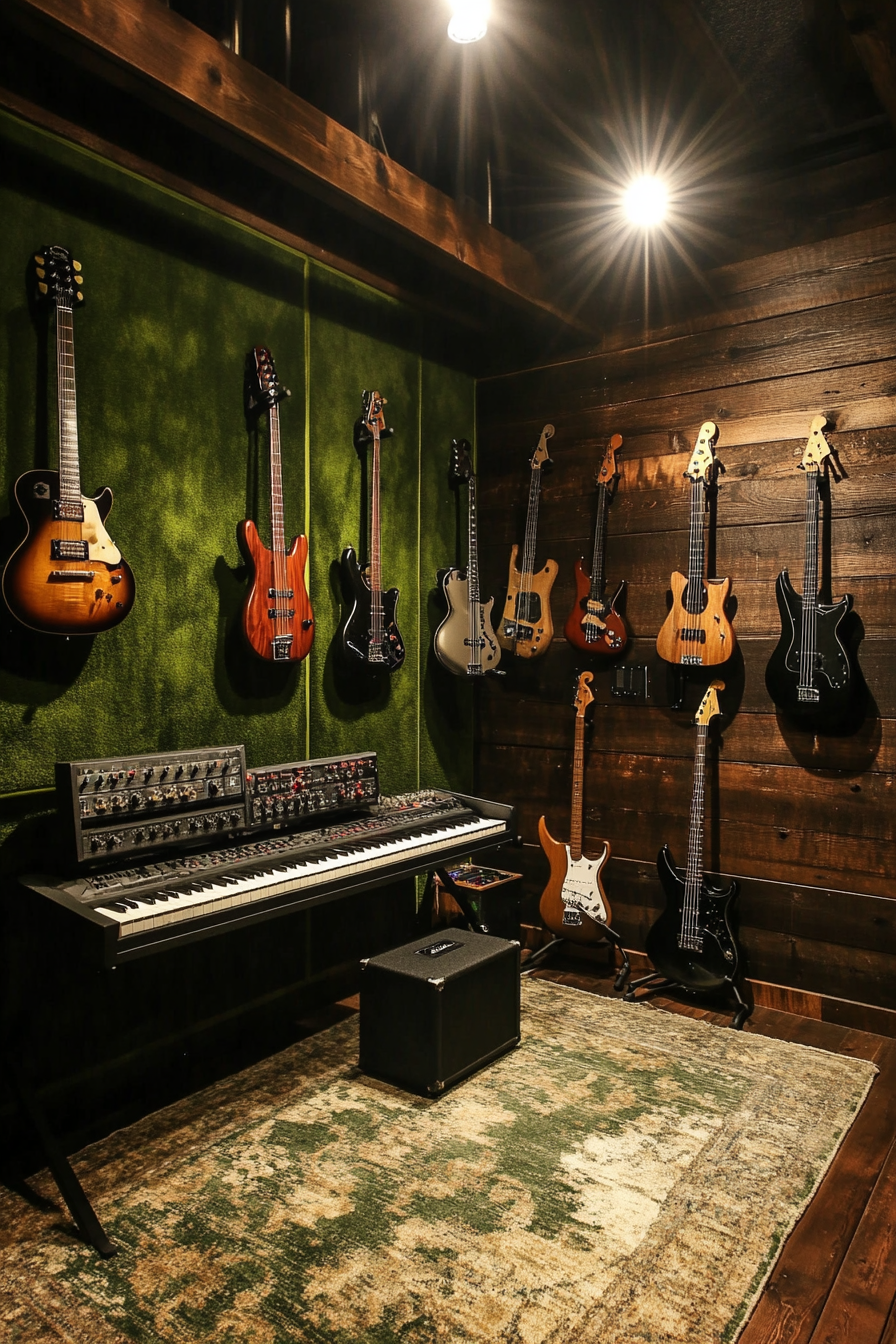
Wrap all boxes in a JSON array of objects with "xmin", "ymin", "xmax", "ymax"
[{"xmin": 624, "ymin": 681, "xmax": 750, "ymax": 1029}]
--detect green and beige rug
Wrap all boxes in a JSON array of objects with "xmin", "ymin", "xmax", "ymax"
[{"xmin": 0, "ymin": 979, "xmax": 877, "ymax": 1344}]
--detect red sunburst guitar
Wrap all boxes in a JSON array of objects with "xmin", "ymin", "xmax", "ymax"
[
  {"xmin": 564, "ymin": 433, "xmax": 627, "ymax": 655},
  {"xmin": 2, "ymin": 245, "xmax": 135, "ymax": 635},
  {"xmin": 538, "ymin": 670, "xmax": 613, "ymax": 944},
  {"xmin": 237, "ymin": 347, "xmax": 314, "ymax": 663}
]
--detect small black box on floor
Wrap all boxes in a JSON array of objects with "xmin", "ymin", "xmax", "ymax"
[{"xmin": 359, "ymin": 928, "xmax": 520, "ymax": 1096}]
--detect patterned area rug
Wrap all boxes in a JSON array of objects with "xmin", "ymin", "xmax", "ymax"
[{"xmin": 0, "ymin": 980, "xmax": 877, "ymax": 1344}]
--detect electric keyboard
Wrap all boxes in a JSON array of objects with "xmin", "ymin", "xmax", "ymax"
[{"xmin": 20, "ymin": 790, "xmax": 516, "ymax": 966}]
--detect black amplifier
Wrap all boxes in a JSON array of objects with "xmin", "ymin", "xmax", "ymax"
[{"xmin": 244, "ymin": 751, "xmax": 378, "ymax": 831}]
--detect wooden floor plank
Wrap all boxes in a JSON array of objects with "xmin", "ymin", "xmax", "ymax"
[{"xmin": 808, "ymin": 1130, "xmax": 896, "ymax": 1344}]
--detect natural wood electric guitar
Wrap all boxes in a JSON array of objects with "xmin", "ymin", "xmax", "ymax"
[
  {"xmin": 538, "ymin": 670, "xmax": 612, "ymax": 943},
  {"xmin": 765, "ymin": 415, "xmax": 856, "ymax": 723},
  {"xmin": 237, "ymin": 346, "xmax": 314, "ymax": 663},
  {"xmin": 3, "ymin": 245, "xmax": 135, "ymax": 635},
  {"xmin": 656, "ymin": 421, "xmax": 735, "ymax": 667},
  {"xmin": 645, "ymin": 680, "xmax": 742, "ymax": 994},
  {"xmin": 339, "ymin": 390, "xmax": 405, "ymax": 672},
  {"xmin": 564, "ymin": 433, "xmax": 627, "ymax": 655},
  {"xmin": 434, "ymin": 438, "xmax": 501, "ymax": 676},
  {"xmin": 498, "ymin": 424, "xmax": 558, "ymax": 659}
]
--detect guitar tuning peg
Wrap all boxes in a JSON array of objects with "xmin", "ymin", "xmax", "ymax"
[
  {"xmin": 34, "ymin": 253, "xmax": 45, "ymax": 264},
  {"xmin": 38, "ymin": 282, "xmax": 48, "ymax": 295},
  {"xmin": 76, "ymin": 291, "xmax": 84, "ymax": 301},
  {"xmin": 73, "ymin": 260, "xmax": 82, "ymax": 272},
  {"xmin": 75, "ymin": 275, "xmax": 83, "ymax": 285},
  {"xmin": 35, "ymin": 268, "xmax": 45, "ymax": 279}
]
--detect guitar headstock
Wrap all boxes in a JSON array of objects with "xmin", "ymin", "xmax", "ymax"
[
  {"xmin": 683, "ymin": 421, "xmax": 719, "ymax": 485},
  {"xmin": 450, "ymin": 438, "xmax": 473, "ymax": 484},
  {"xmin": 246, "ymin": 346, "xmax": 290, "ymax": 414},
  {"xmin": 354, "ymin": 389, "xmax": 393, "ymax": 453},
  {"xmin": 799, "ymin": 414, "xmax": 831, "ymax": 474},
  {"xmin": 694, "ymin": 679, "xmax": 725, "ymax": 727},
  {"xmin": 530, "ymin": 423, "xmax": 555, "ymax": 471},
  {"xmin": 34, "ymin": 245, "xmax": 84, "ymax": 308},
  {"xmin": 573, "ymin": 669, "xmax": 594, "ymax": 718},
  {"xmin": 596, "ymin": 433, "xmax": 624, "ymax": 490}
]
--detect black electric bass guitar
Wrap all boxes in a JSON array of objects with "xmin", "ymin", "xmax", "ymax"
[
  {"xmin": 645, "ymin": 680, "xmax": 742, "ymax": 994},
  {"xmin": 339, "ymin": 390, "xmax": 405, "ymax": 672},
  {"xmin": 765, "ymin": 414, "xmax": 856, "ymax": 723},
  {"xmin": 497, "ymin": 424, "xmax": 558, "ymax": 659},
  {"xmin": 237, "ymin": 347, "xmax": 314, "ymax": 662},
  {"xmin": 434, "ymin": 438, "xmax": 501, "ymax": 676},
  {"xmin": 564, "ymin": 433, "xmax": 627, "ymax": 655},
  {"xmin": 2, "ymin": 245, "xmax": 135, "ymax": 635}
]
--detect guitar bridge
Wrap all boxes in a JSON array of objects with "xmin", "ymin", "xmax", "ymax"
[
  {"xmin": 49, "ymin": 569, "xmax": 95, "ymax": 582},
  {"xmin": 681, "ymin": 654, "xmax": 704, "ymax": 666},
  {"xmin": 51, "ymin": 539, "xmax": 89, "ymax": 561},
  {"xmin": 271, "ymin": 634, "xmax": 294, "ymax": 660},
  {"xmin": 562, "ymin": 908, "xmax": 583, "ymax": 927},
  {"xmin": 797, "ymin": 686, "xmax": 820, "ymax": 703}
]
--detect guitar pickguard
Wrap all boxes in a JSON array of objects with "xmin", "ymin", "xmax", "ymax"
[
  {"xmin": 559, "ymin": 847, "xmax": 608, "ymax": 924},
  {"xmin": 80, "ymin": 496, "xmax": 122, "ymax": 565}
]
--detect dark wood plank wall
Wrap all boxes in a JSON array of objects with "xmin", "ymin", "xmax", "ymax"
[{"xmin": 475, "ymin": 213, "xmax": 896, "ymax": 1033}]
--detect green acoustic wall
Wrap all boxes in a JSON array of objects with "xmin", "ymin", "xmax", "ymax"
[{"xmin": 0, "ymin": 108, "xmax": 474, "ymax": 1147}]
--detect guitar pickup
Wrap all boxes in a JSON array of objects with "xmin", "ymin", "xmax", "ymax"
[
  {"xmin": 679, "ymin": 628, "xmax": 706, "ymax": 643},
  {"xmin": 268, "ymin": 588, "xmax": 294, "ymax": 599},
  {"xmin": 53, "ymin": 500, "xmax": 85, "ymax": 522},
  {"xmin": 268, "ymin": 608, "xmax": 296, "ymax": 620},
  {"xmin": 51, "ymin": 539, "xmax": 89, "ymax": 561}
]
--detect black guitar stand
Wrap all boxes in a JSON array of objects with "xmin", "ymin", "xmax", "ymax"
[
  {"xmin": 432, "ymin": 867, "xmax": 491, "ymax": 935},
  {"xmin": 4, "ymin": 1051, "xmax": 117, "ymax": 1257},
  {"xmin": 523, "ymin": 928, "xmax": 631, "ymax": 992},
  {"xmin": 624, "ymin": 971, "xmax": 752, "ymax": 1030}
]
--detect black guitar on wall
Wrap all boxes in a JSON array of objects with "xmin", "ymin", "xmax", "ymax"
[
  {"xmin": 338, "ymin": 390, "xmax": 405, "ymax": 673},
  {"xmin": 626, "ymin": 680, "xmax": 750, "ymax": 1028},
  {"xmin": 765, "ymin": 414, "xmax": 857, "ymax": 725}
]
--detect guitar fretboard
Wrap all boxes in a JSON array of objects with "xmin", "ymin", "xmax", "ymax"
[
  {"xmin": 798, "ymin": 466, "xmax": 821, "ymax": 703},
  {"xmin": 56, "ymin": 303, "xmax": 82, "ymax": 506},
  {"xmin": 681, "ymin": 723, "xmax": 708, "ymax": 951}
]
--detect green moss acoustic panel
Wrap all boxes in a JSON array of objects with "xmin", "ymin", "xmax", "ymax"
[{"xmin": 0, "ymin": 110, "xmax": 474, "ymax": 873}]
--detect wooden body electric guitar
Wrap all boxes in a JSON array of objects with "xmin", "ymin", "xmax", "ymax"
[
  {"xmin": 656, "ymin": 421, "xmax": 735, "ymax": 667},
  {"xmin": 434, "ymin": 438, "xmax": 501, "ymax": 676},
  {"xmin": 765, "ymin": 415, "xmax": 856, "ymax": 723},
  {"xmin": 498, "ymin": 424, "xmax": 558, "ymax": 659},
  {"xmin": 237, "ymin": 346, "xmax": 314, "ymax": 663},
  {"xmin": 339, "ymin": 390, "xmax": 405, "ymax": 673},
  {"xmin": 564, "ymin": 433, "xmax": 627, "ymax": 655},
  {"xmin": 3, "ymin": 245, "xmax": 135, "ymax": 635},
  {"xmin": 538, "ymin": 670, "xmax": 612, "ymax": 943},
  {"xmin": 645, "ymin": 681, "xmax": 743, "ymax": 998}
]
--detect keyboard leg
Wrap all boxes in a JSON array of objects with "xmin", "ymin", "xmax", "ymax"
[
  {"xmin": 6, "ymin": 1053, "xmax": 117, "ymax": 1258},
  {"xmin": 434, "ymin": 868, "xmax": 490, "ymax": 935}
]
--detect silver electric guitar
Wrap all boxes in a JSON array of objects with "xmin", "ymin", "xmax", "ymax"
[{"xmin": 434, "ymin": 439, "xmax": 501, "ymax": 677}]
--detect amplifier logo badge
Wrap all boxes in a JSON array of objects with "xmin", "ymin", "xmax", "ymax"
[{"xmin": 416, "ymin": 939, "xmax": 462, "ymax": 958}]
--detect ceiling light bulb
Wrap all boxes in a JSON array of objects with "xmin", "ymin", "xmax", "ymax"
[
  {"xmin": 624, "ymin": 175, "xmax": 668, "ymax": 227},
  {"xmin": 448, "ymin": 0, "xmax": 489, "ymax": 43}
]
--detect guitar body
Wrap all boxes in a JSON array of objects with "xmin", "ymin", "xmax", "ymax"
[
  {"xmin": 765, "ymin": 570, "xmax": 854, "ymax": 721},
  {"xmin": 339, "ymin": 545, "xmax": 405, "ymax": 671},
  {"xmin": 656, "ymin": 571, "xmax": 734, "ymax": 666},
  {"xmin": 498, "ymin": 544, "xmax": 558, "ymax": 658},
  {"xmin": 2, "ymin": 469, "xmax": 135, "ymax": 635},
  {"xmin": 646, "ymin": 845, "xmax": 740, "ymax": 992},
  {"xmin": 236, "ymin": 518, "xmax": 313, "ymax": 662},
  {"xmin": 564, "ymin": 560, "xmax": 627, "ymax": 655},
  {"xmin": 434, "ymin": 568, "xmax": 501, "ymax": 675},
  {"xmin": 538, "ymin": 815, "xmax": 610, "ymax": 942}
]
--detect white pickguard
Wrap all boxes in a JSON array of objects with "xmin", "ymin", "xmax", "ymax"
[
  {"xmin": 82, "ymin": 497, "xmax": 122, "ymax": 565},
  {"xmin": 560, "ymin": 846, "xmax": 609, "ymax": 923}
]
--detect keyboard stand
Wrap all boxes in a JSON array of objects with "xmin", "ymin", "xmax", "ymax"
[{"xmin": 5, "ymin": 1050, "xmax": 117, "ymax": 1257}]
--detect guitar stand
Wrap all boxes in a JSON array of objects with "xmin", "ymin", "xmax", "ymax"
[
  {"xmin": 624, "ymin": 972, "xmax": 752, "ymax": 1030},
  {"xmin": 433, "ymin": 867, "xmax": 491, "ymax": 936},
  {"xmin": 4, "ymin": 1051, "xmax": 117, "ymax": 1257},
  {"xmin": 522, "ymin": 928, "xmax": 631, "ymax": 992}
]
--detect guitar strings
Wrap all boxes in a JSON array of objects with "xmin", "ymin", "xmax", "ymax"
[
  {"xmin": 587, "ymin": 483, "xmax": 607, "ymax": 643},
  {"xmin": 467, "ymin": 473, "xmax": 480, "ymax": 673},
  {"xmin": 518, "ymin": 461, "xmax": 541, "ymax": 646},
  {"xmin": 681, "ymin": 721, "xmax": 708, "ymax": 950},
  {"xmin": 268, "ymin": 398, "xmax": 287, "ymax": 648},
  {"xmin": 369, "ymin": 421, "xmax": 384, "ymax": 660},
  {"xmin": 799, "ymin": 465, "xmax": 819, "ymax": 699}
]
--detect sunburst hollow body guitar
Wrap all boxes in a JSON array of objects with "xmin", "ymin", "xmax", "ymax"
[
  {"xmin": 538, "ymin": 670, "xmax": 612, "ymax": 942},
  {"xmin": 237, "ymin": 346, "xmax": 314, "ymax": 663},
  {"xmin": 656, "ymin": 421, "xmax": 734, "ymax": 667},
  {"xmin": 498, "ymin": 423, "xmax": 558, "ymax": 659},
  {"xmin": 2, "ymin": 246, "xmax": 135, "ymax": 635}
]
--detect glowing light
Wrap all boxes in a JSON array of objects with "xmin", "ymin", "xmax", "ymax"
[
  {"xmin": 448, "ymin": 0, "xmax": 489, "ymax": 43},
  {"xmin": 623, "ymin": 175, "xmax": 668, "ymax": 227}
]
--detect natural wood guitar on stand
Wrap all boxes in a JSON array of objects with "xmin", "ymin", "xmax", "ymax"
[
  {"xmin": 538, "ymin": 671, "xmax": 630, "ymax": 988},
  {"xmin": 434, "ymin": 439, "xmax": 501, "ymax": 676},
  {"xmin": 237, "ymin": 347, "xmax": 314, "ymax": 662},
  {"xmin": 498, "ymin": 424, "xmax": 558, "ymax": 659},
  {"xmin": 625, "ymin": 680, "xmax": 749, "ymax": 1028},
  {"xmin": 656, "ymin": 422, "xmax": 735, "ymax": 667},
  {"xmin": 564, "ymin": 433, "xmax": 627, "ymax": 655},
  {"xmin": 765, "ymin": 414, "xmax": 857, "ymax": 724},
  {"xmin": 339, "ymin": 390, "xmax": 405, "ymax": 673},
  {"xmin": 3, "ymin": 246, "xmax": 135, "ymax": 635}
]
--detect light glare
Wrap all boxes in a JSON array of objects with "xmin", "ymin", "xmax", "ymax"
[
  {"xmin": 448, "ymin": 0, "xmax": 489, "ymax": 43},
  {"xmin": 624, "ymin": 175, "xmax": 668, "ymax": 227}
]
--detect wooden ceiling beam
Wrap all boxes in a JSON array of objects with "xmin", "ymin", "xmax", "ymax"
[
  {"xmin": 837, "ymin": 0, "xmax": 896, "ymax": 131},
  {"xmin": 8, "ymin": 0, "xmax": 586, "ymax": 332}
]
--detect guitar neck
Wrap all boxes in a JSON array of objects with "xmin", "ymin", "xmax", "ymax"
[
  {"xmin": 684, "ymin": 481, "xmax": 706, "ymax": 609},
  {"xmin": 368, "ymin": 427, "xmax": 384, "ymax": 643},
  {"xmin": 519, "ymin": 466, "xmax": 543, "ymax": 577},
  {"xmin": 569, "ymin": 714, "xmax": 586, "ymax": 860},
  {"xmin": 684, "ymin": 724, "xmax": 708, "ymax": 910},
  {"xmin": 56, "ymin": 301, "xmax": 83, "ymax": 506},
  {"xmin": 268, "ymin": 402, "xmax": 287, "ymax": 554},
  {"xmin": 798, "ymin": 465, "xmax": 821, "ymax": 697},
  {"xmin": 588, "ymin": 484, "xmax": 609, "ymax": 598},
  {"xmin": 467, "ymin": 472, "xmax": 480, "ymax": 605}
]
